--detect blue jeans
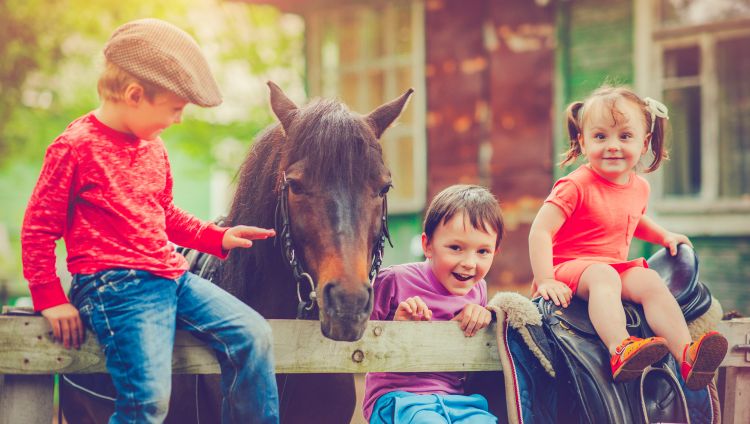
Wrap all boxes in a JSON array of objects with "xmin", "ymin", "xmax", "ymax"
[
  {"xmin": 371, "ymin": 391, "xmax": 497, "ymax": 424},
  {"xmin": 69, "ymin": 269, "xmax": 279, "ymax": 424}
]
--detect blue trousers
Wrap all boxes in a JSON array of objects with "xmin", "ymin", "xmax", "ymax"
[
  {"xmin": 371, "ymin": 391, "xmax": 498, "ymax": 424},
  {"xmin": 70, "ymin": 269, "xmax": 279, "ymax": 424}
]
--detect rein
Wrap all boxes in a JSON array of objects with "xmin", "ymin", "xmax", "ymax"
[{"xmin": 275, "ymin": 171, "xmax": 392, "ymax": 319}]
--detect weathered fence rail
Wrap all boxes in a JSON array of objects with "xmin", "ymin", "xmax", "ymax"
[
  {"xmin": 1, "ymin": 312, "xmax": 749, "ymax": 423},
  {"xmin": 0, "ymin": 315, "xmax": 500, "ymax": 375}
]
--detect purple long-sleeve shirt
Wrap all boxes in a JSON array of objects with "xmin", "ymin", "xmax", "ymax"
[{"xmin": 362, "ymin": 261, "xmax": 487, "ymax": 420}]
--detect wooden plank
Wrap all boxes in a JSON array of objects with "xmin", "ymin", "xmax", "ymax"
[
  {"xmin": 718, "ymin": 317, "xmax": 750, "ymax": 424},
  {"xmin": 1, "ymin": 315, "xmax": 748, "ymax": 375},
  {"xmin": 0, "ymin": 316, "xmax": 501, "ymax": 375},
  {"xmin": 0, "ymin": 374, "xmax": 53, "ymax": 424},
  {"xmin": 720, "ymin": 367, "xmax": 750, "ymax": 424},
  {"xmin": 715, "ymin": 318, "xmax": 750, "ymax": 367}
]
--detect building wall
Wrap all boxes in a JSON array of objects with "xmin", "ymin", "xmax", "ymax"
[
  {"xmin": 487, "ymin": 0, "xmax": 555, "ymax": 294},
  {"xmin": 268, "ymin": 0, "xmax": 750, "ymax": 313},
  {"xmin": 424, "ymin": 0, "xmax": 488, "ymax": 194},
  {"xmin": 562, "ymin": 0, "xmax": 634, "ymax": 104},
  {"xmin": 556, "ymin": 0, "xmax": 635, "ymax": 180},
  {"xmin": 692, "ymin": 237, "xmax": 750, "ymax": 315},
  {"xmin": 425, "ymin": 0, "xmax": 555, "ymax": 294}
]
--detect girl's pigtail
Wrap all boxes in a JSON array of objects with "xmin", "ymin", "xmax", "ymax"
[
  {"xmin": 645, "ymin": 114, "xmax": 669, "ymax": 172},
  {"xmin": 560, "ymin": 101, "xmax": 585, "ymax": 167}
]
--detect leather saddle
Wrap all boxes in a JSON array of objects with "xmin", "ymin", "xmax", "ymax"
[
  {"xmin": 647, "ymin": 244, "xmax": 712, "ymax": 322},
  {"xmin": 538, "ymin": 244, "xmax": 713, "ymax": 424},
  {"xmin": 540, "ymin": 298, "xmax": 690, "ymax": 424}
]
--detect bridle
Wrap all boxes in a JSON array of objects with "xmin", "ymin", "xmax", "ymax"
[{"xmin": 275, "ymin": 171, "xmax": 392, "ymax": 319}]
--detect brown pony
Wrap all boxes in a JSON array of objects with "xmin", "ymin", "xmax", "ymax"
[{"xmin": 60, "ymin": 82, "xmax": 413, "ymax": 423}]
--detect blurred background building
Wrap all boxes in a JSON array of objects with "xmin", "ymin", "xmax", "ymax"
[
  {"xmin": 238, "ymin": 0, "xmax": 750, "ymax": 313},
  {"xmin": 1, "ymin": 0, "xmax": 749, "ymax": 314}
]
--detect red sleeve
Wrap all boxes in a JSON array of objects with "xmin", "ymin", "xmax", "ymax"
[
  {"xmin": 159, "ymin": 153, "xmax": 228, "ymax": 259},
  {"xmin": 544, "ymin": 178, "xmax": 580, "ymax": 218},
  {"xmin": 21, "ymin": 139, "xmax": 76, "ymax": 311}
]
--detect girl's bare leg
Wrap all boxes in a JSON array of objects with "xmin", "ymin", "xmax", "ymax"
[
  {"xmin": 620, "ymin": 267, "xmax": 692, "ymax": 360},
  {"xmin": 577, "ymin": 264, "xmax": 630, "ymax": 355}
]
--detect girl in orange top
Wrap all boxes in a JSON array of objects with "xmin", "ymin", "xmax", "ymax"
[{"xmin": 528, "ymin": 85, "xmax": 727, "ymax": 388}]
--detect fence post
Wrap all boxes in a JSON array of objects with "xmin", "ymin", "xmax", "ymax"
[
  {"xmin": 721, "ymin": 367, "xmax": 750, "ymax": 424},
  {"xmin": 0, "ymin": 374, "xmax": 54, "ymax": 424}
]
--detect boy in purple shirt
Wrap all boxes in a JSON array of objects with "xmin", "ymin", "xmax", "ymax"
[{"xmin": 364, "ymin": 185, "xmax": 504, "ymax": 423}]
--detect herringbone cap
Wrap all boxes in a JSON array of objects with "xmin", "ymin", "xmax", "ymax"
[{"xmin": 104, "ymin": 18, "xmax": 222, "ymax": 107}]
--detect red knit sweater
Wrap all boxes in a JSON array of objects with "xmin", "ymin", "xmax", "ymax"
[{"xmin": 22, "ymin": 113, "xmax": 227, "ymax": 311}]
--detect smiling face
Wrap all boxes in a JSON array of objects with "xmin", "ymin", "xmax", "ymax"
[
  {"xmin": 125, "ymin": 90, "xmax": 188, "ymax": 141},
  {"xmin": 579, "ymin": 97, "xmax": 650, "ymax": 184},
  {"xmin": 422, "ymin": 212, "xmax": 497, "ymax": 296}
]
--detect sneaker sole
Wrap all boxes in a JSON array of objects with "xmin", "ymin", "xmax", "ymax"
[
  {"xmin": 613, "ymin": 341, "xmax": 670, "ymax": 383},
  {"xmin": 685, "ymin": 333, "xmax": 729, "ymax": 390}
]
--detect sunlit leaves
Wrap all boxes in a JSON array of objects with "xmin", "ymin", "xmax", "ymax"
[{"xmin": 0, "ymin": 0, "xmax": 304, "ymax": 166}]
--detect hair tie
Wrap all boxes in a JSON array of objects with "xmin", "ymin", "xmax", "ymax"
[{"xmin": 644, "ymin": 97, "xmax": 669, "ymax": 133}]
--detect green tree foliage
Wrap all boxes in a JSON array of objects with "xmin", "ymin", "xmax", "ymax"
[
  {"xmin": 0, "ymin": 0, "xmax": 65, "ymax": 154},
  {"xmin": 0, "ymin": 0, "xmax": 304, "ymax": 165}
]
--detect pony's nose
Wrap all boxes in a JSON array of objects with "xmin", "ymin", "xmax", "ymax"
[{"xmin": 322, "ymin": 282, "xmax": 372, "ymax": 317}]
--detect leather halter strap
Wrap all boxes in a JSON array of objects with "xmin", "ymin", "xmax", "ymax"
[{"xmin": 275, "ymin": 171, "xmax": 392, "ymax": 319}]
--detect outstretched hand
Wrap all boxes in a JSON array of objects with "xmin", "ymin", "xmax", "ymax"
[
  {"xmin": 536, "ymin": 278, "xmax": 572, "ymax": 308},
  {"xmin": 452, "ymin": 303, "xmax": 491, "ymax": 337},
  {"xmin": 222, "ymin": 225, "xmax": 275, "ymax": 251},
  {"xmin": 394, "ymin": 296, "xmax": 433, "ymax": 321},
  {"xmin": 663, "ymin": 232, "xmax": 692, "ymax": 256},
  {"xmin": 41, "ymin": 303, "xmax": 85, "ymax": 349}
]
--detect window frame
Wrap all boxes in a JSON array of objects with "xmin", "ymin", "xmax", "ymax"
[
  {"xmin": 635, "ymin": 0, "xmax": 750, "ymax": 236},
  {"xmin": 304, "ymin": 0, "xmax": 427, "ymax": 214}
]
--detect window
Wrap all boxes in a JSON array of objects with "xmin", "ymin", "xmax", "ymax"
[
  {"xmin": 635, "ymin": 0, "xmax": 750, "ymax": 235},
  {"xmin": 304, "ymin": 0, "xmax": 426, "ymax": 213}
]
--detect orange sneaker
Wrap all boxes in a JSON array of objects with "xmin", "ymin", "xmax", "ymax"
[
  {"xmin": 681, "ymin": 331, "xmax": 728, "ymax": 390},
  {"xmin": 611, "ymin": 336, "xmax": 669, "ymax": 382}
]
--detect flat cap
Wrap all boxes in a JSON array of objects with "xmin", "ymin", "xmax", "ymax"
[{"xmin": 104, "ymin": 18, "xmax": 222, "ymax": 107}]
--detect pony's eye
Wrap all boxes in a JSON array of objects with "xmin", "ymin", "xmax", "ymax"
[
  {"xmin": 288, "ymin": 179, "xmax": 304, "ymax": 195},
  {"xmin": 379, "ymin": 183, "xmax": 393, "ymax": 197}
]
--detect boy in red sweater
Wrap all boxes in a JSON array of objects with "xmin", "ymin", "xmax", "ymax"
[{"xmin": 22, "ymin": 18, "xmax": 279, "ymax": 423}]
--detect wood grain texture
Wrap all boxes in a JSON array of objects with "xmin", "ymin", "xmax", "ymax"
[
  {"xmin": 2, "ymin": 315, "xmax": 747, "ymax": 375},
  {"xmin": 0, "ymin": 316, "xmax": 501, "ymax": 374}
]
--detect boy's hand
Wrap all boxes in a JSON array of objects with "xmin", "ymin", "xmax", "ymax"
[
  {"xmin": 663, "ymin": 232, "xmax": 692, "ymax": 256},
  {"xmin": 222, "ymin": 225, "xmax": 275, "ymax": 250},
  {"xmin": 394, "ymin": 296, "xmax": 432, "ymax": 321},
  {"xmin": 536, "ymin": 278, "xmax": 572, "ymax": 308},
  {"xmin": 452, "ymin": 303, "xmax": 491, "ymax": 337},
  {"xmin": 41, "ymin": 303, "xmax": 84, "ymax": 349}
]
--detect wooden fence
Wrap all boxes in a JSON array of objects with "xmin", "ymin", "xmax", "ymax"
[{"xmin": 1, "ymin": 313, "xmax": 749, "ymax": 423}]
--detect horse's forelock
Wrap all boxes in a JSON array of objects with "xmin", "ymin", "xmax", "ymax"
[{"xmin": 286, "ymin": 99, "xmax": 385, "ymax": 186}]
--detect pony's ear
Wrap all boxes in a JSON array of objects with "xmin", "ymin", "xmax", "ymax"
[
  {"xmin": 268, "ymin": 81, "xmax": 298, "ymax": 133},
  {"xmin": 366, "ymin": 88, "xmax": 414, "ymax": 139}
]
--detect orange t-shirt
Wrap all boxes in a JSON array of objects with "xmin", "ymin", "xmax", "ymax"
[{"xmin": 545, "ymin": 165, "xmax": 650, "ymax": 264}]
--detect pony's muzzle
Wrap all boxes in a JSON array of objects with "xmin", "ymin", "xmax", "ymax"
[{"xmin": 319, "ymin": 282, "xmax": 373, "ymax": 341}]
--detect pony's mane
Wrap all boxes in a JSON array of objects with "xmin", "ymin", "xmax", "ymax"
[{"xmin": 221, "ymin": 97, "xmax": 385, "ymax": 303}]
